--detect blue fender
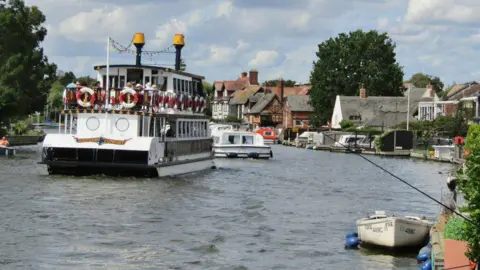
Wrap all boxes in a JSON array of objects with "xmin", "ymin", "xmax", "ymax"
[
  {"xmin": 421, "ymin": 259, "xmax": 432, "ymax": 270},
  {"xmin": 346, "ymin": 232, "xmax": 358, "ymax": 239},
  {"xmin": 345, "ymin": 237, "xmax": 360, "ymax": 249}
]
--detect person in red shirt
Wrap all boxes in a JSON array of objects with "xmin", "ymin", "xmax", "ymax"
[{"xmin": 0, "ymin": 136, "xmax": 9, "ymax": 147}]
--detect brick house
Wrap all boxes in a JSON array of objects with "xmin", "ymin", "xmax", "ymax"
[
  {"xmin": 211, "ymin": 70, "xmax": 258, "ymax": 120},
  {"xmin": 244, "ymin": 79, "xmax": 313, "ymax": 128},
  {"xmin": 283, "ymin": 95, "xmax": 314, "ymax": 129}
]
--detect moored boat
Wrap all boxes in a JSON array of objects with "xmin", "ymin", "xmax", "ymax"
[
  {"xmin": 356, "ymin": 211, "xmax": 433, "ymax": 249},
  {"xmin": 211, "ymin": 126, "xmax": 272, "ymax": 159},
  {"xmin": 255, "ymin": 127, "xmax": 278, "ymax": 144},
  {"xmin": 38, "ymin": 33, "xmax": 214, "ymax": 177}
]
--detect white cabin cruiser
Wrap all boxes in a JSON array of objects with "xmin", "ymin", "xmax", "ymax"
[
  {"xmin": 211, "ymin": 127, "xmax": 272, "ymax": 159},
  {"xmin": 334, "ymin": 134, "xmax": 366, "ymax": 148},
  {"xmin": 356, "ymin": 211, "xmax": 433, "ymax": 248},
  {"xmin": 38, "ymin": 33, "xmax": 214, "ymax": 177}
]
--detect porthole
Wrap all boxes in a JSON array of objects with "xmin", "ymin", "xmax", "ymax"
[
  {"xmin": 86, "ymin": 117, "xmax": 100, "ymax": 131},
  {"xmin": 115, "ymin": 117, "xmax": 129, "ymax": 132}
]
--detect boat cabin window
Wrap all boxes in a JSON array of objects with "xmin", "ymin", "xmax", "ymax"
[
  {"xmin": 227, "ymin": 135, "xmax": 241, "ymax": 144},
  {"xmin": 166, "ymin": 121, "xmax": 176, "ymax": 137},
  {"xmin": 264, "ymin": 131, "xmax": 273, "ymax": 136},
  {"xmin": 242, "ymin": 135, "xmax": 254, "ymax": 144},
  {"xmin": 127, "ymin": 69, "xmax": 143, "ymax": 85},
  {"xmin": 176, "ymin": 120, "xmax": 208, "ymax": 138},
  {"xmin": 119, "ymin": 76, "xmax": 126, "ymax": 88}
]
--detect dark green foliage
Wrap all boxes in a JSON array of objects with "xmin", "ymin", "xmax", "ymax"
[
  {"xmin": 309, "ymin": 30, "xmax": 405, "ymax": 125},
  {"xmin": 444, "ymin": 216, "xmax": 468, "ymax": 241},
  {"xmin": 406, "ymin": 73, "xmax": 444, "ymax": 92},
  {"xmin": 0, "ymin": 0, "xmax": 57, "ymax": 121},
  {"xmin": 457, "ymin": 124, "xmax": 480, "ymax": 261},
  {"xmin": 264, "ymin": 80, "xmax": 297, "ymax": 87},
  {"xmin": 339, "ymin": 120, "xmax": 354, "ymax": 129},
  {"xmin": 58, "ymin": 71, "xmax": 76, "ymax": 86}
]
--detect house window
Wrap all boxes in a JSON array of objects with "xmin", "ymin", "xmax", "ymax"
[
  {"xmin": 349, "ymin": 115, "xmax": 361, "ymax": 120},
  {"xmin": 294, "ymin": 120, "xmax": 303, "ymax": 126}
]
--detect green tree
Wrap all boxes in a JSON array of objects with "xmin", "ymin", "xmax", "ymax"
[
  {"xmin": 47, "ymin": 81, "xmax": 65, "ymax": 109},
  {"xmin": 264, "ymin": 79, "xmax": 297, "ymax": 87},
  {"xmin": 0, "ymin": 0, "xmax": 57, "ymax": 121},
  {"xmin": 406, "ymin": 72, "xmax": 444, "ymax": 92},
  {"xmin": 309, "ymin": 30, "xmax": 404, "ymax": 125},
  {"xmin": 76, "ymin": 76, "xmax": 97, "ymax": 86},
  {"xmin": 180, "ymin": 58, "xmax": 186, "ymax": 71},
  {"xmin": 203, "ymin": 81, "xmax": 213, "ymax": 101},
  {"xmin": 457, "ymin": 124, "xmax": 480, "ymax": 262},
  {"xmin": 58, "ymin": 71, "xmax": 76, "ymax": 86}
]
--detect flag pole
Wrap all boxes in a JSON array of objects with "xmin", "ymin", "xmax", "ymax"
[{"xmin": 106, "ymin": 36, "xmax": 110, "ymax": 109}]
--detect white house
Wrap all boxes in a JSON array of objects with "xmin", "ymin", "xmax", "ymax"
[{"xmin": 331, "ymin": 84, "xmax": 436, "ymax": 129}]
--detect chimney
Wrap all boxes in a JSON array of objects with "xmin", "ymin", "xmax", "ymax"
[
  {"xmin": 359, "ymin": 84, "xmax": 367, "ymax": 98},
  {"xmin": 279, "ymin": 78, "xmax": 285, "ymax": 100},
  {"xmin": 133, "ymin": 33, "xmax": 145, "ymax": 66},
  {"xmin": 241, "ymin": 72, "xmax": 247, "ymax": 78},
  {"xmin": 427, "ymin": 82, "xmax": 434, "ymax": 97},
  {"xmin": 173, "ymin": 33, "xmax": 185, "ymax": 71},
  {"xmin": 249, "ymin": 69, "xmax": 258, "ymax": 85}
]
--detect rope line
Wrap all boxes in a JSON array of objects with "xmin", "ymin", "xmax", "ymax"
[{"xmin": 317, "ymin": 131, "xmax": 477, "ymax": 226}]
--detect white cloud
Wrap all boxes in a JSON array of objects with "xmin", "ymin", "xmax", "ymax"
[
  {"xmin": 58, "ymin": 6, "xmax": 132, "ymax": 43},
  {"xmin": 21, "ymin": 0, "xmax": 480, "ymax": 85},
  {"xmin": 405, "ymin": 0, "xmax": 480, "ymax": 24},
  {"xmin": 216, "ymin": 1, "xmax": 233, "ymax": 18},
  {"xmin": 154, "ymin": 19, "xmax": 189, "ymax": 48},
  {"xmin": 377, "ymin": 17, "xmax": 389, "ymax": 29},
  {"xmin": 195, "ymin": 45, "xmax": 236, "ymax": 67},
  {"xmin": 249, "ymin": 50, "xmax": 279, "ymax": 68},
  {"xmin": 291, "ymin": 13, "xmax": 311, "ymax": 29}
]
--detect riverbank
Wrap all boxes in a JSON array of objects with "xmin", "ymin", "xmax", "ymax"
[{"xmin": 281, "ymin": 143, "xmax": 464, "ymax": 164}]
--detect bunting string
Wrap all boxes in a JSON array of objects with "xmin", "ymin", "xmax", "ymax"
[{"xmin": 109, "ymin": 36, "xmax": 175, "ymax": 64}]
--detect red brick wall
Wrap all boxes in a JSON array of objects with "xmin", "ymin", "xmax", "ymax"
[
  {"xmin": 282, "ymin": 110, "xmax": 312, "ymax": 128},
  {"xmin": 444, "ymin": 104, "xmax": 457, "ymax": 116}
]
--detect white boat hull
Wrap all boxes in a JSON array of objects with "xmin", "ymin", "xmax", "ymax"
[
  {"xmin": 263, "ymin": 139, "xmax": 277, "ymax": 145},
  {"xmin": 356, "ymin": 217, "xmax": 432, "ymax": 248},
  {"xmin": 213, "ymin": 145, "xmax": 272, "ymax": 159},
  {"xmin": 156, "ymin": 158, "xmax": 215, "ymax": 177}
]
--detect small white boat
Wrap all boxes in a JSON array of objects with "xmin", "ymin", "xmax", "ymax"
[
  {"xmin": 334, "ymin": 134, "xmax": 366, "ymax": 148},
  {"xmin": 0, "ymin": 145, "xmax": 15, "ymax": 156},
  {"xmin": 211, "ymin": 127, "xmax": 272, "ymax": 159},
  {"xmin": 356, "ymin": 211, "xmax": 433, "ymax": 248}
]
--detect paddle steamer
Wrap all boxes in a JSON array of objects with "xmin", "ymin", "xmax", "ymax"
[{"xmin": 38, "ymin": 33, "xmax": 214, "ymax": 177}]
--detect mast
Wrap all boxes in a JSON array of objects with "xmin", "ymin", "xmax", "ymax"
[{"xmin": 104, "ymin": 36, "xmax": 111, "ymax": 135}]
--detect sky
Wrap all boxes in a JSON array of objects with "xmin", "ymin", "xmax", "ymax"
[{"xmin": 24, "ymin": 0, "xmax": 480, "ymax": 86}]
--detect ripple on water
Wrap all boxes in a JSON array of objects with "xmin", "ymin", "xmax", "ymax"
[{"xmin": 0, "ymin": 145, "xmax": 454, "ymax": 269}]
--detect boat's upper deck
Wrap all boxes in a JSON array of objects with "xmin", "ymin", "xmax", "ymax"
[{"xmin": 64, "ymin": 64, "xmax": 208, "ymax": 116}]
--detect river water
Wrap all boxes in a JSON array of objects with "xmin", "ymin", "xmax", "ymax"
[{"xmin": 0, "ymin": 144, "xmax": 454, "ymax": 269}]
